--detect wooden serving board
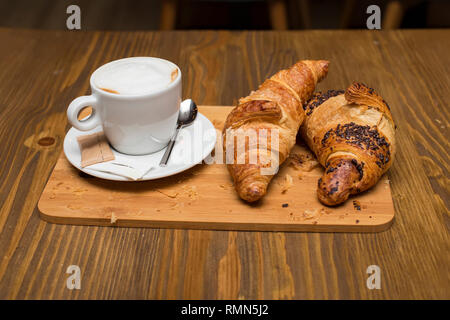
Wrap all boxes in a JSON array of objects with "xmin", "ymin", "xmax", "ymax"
[{"xmin": 38, "ymin": 106, "xmax": 395, "ymax": 232}]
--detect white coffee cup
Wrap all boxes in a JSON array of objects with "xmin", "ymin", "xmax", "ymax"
[{"xmin": 67, "ymin": 57, "xmax": 181, "ymax": 155}]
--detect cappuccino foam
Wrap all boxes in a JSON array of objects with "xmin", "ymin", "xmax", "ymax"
[{"xmin": 94, "ymin": 58, "xmax": 178, "ymax": 95}]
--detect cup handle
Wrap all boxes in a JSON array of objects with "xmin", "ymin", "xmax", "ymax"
[{"xmin": 67, "ymin": 95, "xmax": 101, "ymax": 131}]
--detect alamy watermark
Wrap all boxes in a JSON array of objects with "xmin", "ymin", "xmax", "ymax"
[
  {"xmin": 366, "ymin": 265, "xmax": 381, "ymax": 289},
  {"xmin": 66, "ymin": 265, "xmax": 81, "ymax": 290},
  {"xmin": 366, "ymin": 5, "xmax": 381, "ymax": 29},
  {"xmin": 66, "ymin": 5, "xmax": 81, "ymax": 30},
  {"xmin": 66, "ymin": 4, "xmax": 382, "ymax": 31}
]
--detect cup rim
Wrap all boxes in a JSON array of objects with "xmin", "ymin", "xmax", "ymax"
[{"xmin": 89, "ymin": 56, "xmax": 181, "ymax": 99}]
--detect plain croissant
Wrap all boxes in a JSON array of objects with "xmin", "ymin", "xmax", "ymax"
[
  {"xmin": 300, "ymin": 82, "xmax": 396, "ymax": 206},
  {"xmin": 223, "ymin": 60, "xmax": 329, "ymax": 202}
]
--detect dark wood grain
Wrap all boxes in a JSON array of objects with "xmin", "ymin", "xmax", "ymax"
[{"xmin": 0, "ymin": 28, "xmax": 448, "ymax": 299}]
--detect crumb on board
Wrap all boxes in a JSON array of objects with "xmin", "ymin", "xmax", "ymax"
[
  {"xmin": 281, "ymin": 174, "xmax": 293, "ymax": 193},
  {"xmin": 182, "ymin": 185, "xmax": 199, "ymax": 200},
  {"xmin": 156, "ymin": 189, "xmax": 179, "ymax": 198},
  {"xmin": 282, "ymin": 203, "xmax": 289, "ymax": 208},
  {"xmin": 67, "ymin": 204, "xmax": 82, "ymax": 210},
  {"xmin": 219, "ymin": 182, "xmax": 233, "ymax": 190},
  {"xmin": 355, "ymin": 219, "xmax": 360, "ymax": 224},
  {"xmin": 289, "ymin": 152, "xmax": 319, "ymax": 172},
  {"xmin": 73, "ymin": 188, "xmax": 88, "ymax": 196},
  {"xmin": 302, "ymin": 208, "xmax": 328, "ymax": 220},
  {"xmin": 53, "ymin": 182, "xmax": 64, "ymax": 190},
  {"xmin": 353, "ymin": 200, "xmax": 362, "ymax": 211},
  {"xmin": 303, "ymin": 209, "xmax": 319, "ymax": 220},
  {"xmin": 110, "ymin": 212, "xmax": 117, "ymax": 224}
]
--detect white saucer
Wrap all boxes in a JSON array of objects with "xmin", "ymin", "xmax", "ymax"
[{"xmin": 63, "ymin": 112, "xmax": 217, "ymax": 181}]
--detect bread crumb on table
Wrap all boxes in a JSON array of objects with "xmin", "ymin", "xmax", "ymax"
[
  {"xmin": 170, "ymin": 203, "xmax": 180, "ymax": 210},
  {"xmin": 67, "ymin": 204, "xmax": 82, "ymax": 210},
  {"xmin": 281, "ymin": 174, "xmax": 293, "ymax": 193},
  {"xmin": 289, "ymin": 152, "xmax": 320, "ymax": 172},
  {"xmin": 302, "ymin": 208, "xmax": 328, "ymax": 220},
  {"xmin": 303, "ymin": 209, "xmax": 319, "ymax": 219},
  {"xmin": 182, "ymin": 185, "xmax": 199, "ymax": 200},
  {"xmin": 156, "ymin": 189, "xmax": 179, "ymax": 198},
  {"xmin": 219, "ymin": 182, "xmax": 233, "ymax": 190}
]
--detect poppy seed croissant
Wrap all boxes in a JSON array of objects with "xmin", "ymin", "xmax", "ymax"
[{"xmin": 300, "ymin": 82, "xmax": 396, "ymax": 206}]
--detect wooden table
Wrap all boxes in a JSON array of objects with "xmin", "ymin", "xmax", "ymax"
[{"xmin": 0, "ymin": 28, "xmax": 448, "ymax": 299}]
